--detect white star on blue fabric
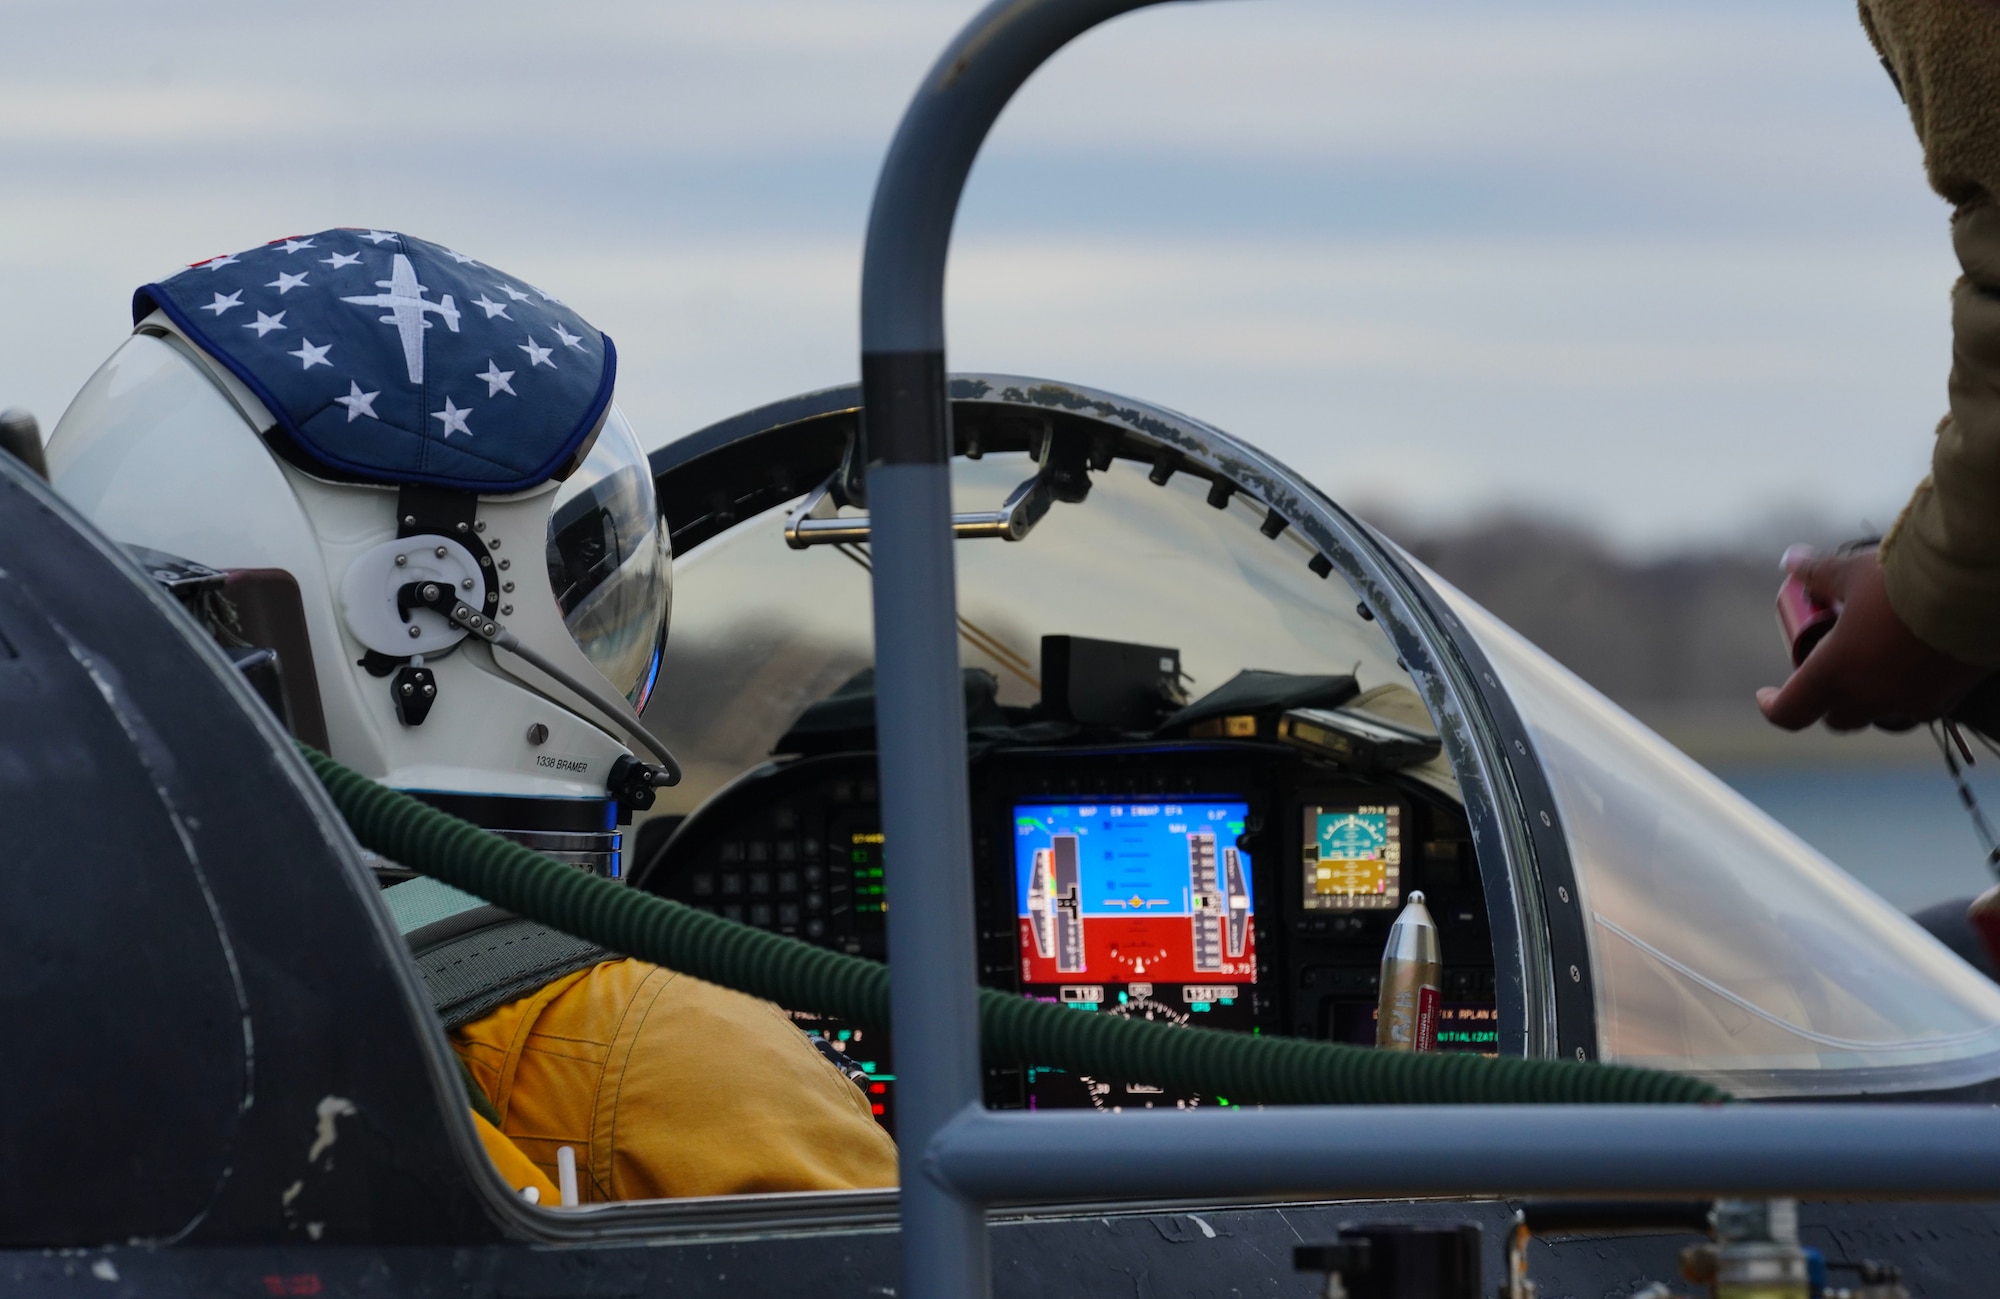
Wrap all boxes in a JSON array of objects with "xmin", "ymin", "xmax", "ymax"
[
  {"xmin": 333, "ymin": 381, "xmax": 380, "ymax": 423},
  {"xmin": 432, "ymin": 397, "xmax": 473, "ymax": 438},
  {"xmin": 200, "ymin": 253, "xmax": 240, "ymax": 272},
  {"xmin": 551, "ymin": 322, "xmax": 586, "ymax": 352},
  {"xmin": 202, "ymin": 291, "xmax": 244, "ymax": 315},
  {"xmin": 519, "ymin": 336, "xmax": 554, "ymax": 368},
  {"xmin": 477, "ymin": 360, "xmax": 516, "ymax": 397},
  {"xmin": 443, "ymin": 249, "xmax": 479, "ymax": 265},
  {"xmin": 360, "ymin": 230, "xmax": 397, "ymax": 245},
  {"xmin": 495, "ymin": 283, "xmax": 531, "ymax": 303},
  {"xmin": 471, "ymin": 294, "xmax": 510, "ymax": 320},
  {"xmin": 288, "ymin": 338, "xmax": 332, "ymax": 370},
  {"xmin": 267, "ymin": 271, "xmax": 309, "ymax": 295},
  {"xmin": 320, "ymin": 251, "xmax": 361, "ymax": 269},
  {"xmin": 244, "ymin": 311, "xmax": 286, "ymax": 338},
  {"xmin": 278, "ymin": 238, "xmax": 316, "ymax": 255},
  {"xmin": 534, "ymin": 286, "xmax": 563, "ymax": 304}
]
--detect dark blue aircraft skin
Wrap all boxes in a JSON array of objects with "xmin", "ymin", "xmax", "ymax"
[{"xmin": 4, "ymin": 407, "xmax": 1996, "ymax": 1298}]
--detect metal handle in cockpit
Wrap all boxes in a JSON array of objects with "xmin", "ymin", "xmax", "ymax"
[{"xmin": 782, "ymin": 469, "xmax": 1052, "ymax": 549}]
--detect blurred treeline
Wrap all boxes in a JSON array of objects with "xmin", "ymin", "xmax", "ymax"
[
  {"xmin": 1377, "ymin": 515, "xmax": 1792, "ymax": 709},
  {"xmin": 1363, "ymin": 513, "xmax": 1930, "ymax": 765}
]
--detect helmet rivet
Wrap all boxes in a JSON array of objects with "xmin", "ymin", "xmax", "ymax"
[
  {"xmin": 498, "ymin": 558, "xmax": 510, "ymax": 570},
  {"xmin": 402, "ymin": 514, "xmax": 416, "ymax": 527},
  {"xmin": 422, "ymin": 684, "xmax": 435, "ymax": 697},
  {"xmin": 422, "ymin": 583, "xmax": 439, "ymax": 600},
  {"xmin": 461, "ymin": 578, "xmax": 474, "ymax": 590},
  {"xmin": 394, "ymin": 554, "xmax": 407, "ymax": 566},
  {"xmin": 406, "ymin": 625, "xmax": 422, "ymax": 639},
  {"xmin": 501, "ymin": 604, "xmax": 513, "ymax": 616},
  {"xmin": 434, "ymin": 546, "xmax": 448, "ymax": 558},
  {"xmin": 502, "ymin": 581, "xmax": 515, "ymax": 593},
  {"xmin": 456, "ymin": 522, "xmax": 469, "ymax": 533},
  {"xmin": 475, "ymin": 520, "xmax": 487, "ymax": 533},
  {"xmin": 489, "ymin": 538, "xmax": 501, "ymax": 550},
  {"xmin": 526, "ymin": 723, "xmax": 549, "ymax": 746},
  {"xmin": 400, "ymin": 683, "xmax": 414, "ymax": 695}
]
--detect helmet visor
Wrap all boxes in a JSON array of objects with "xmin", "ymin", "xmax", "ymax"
[{"xmin": 545, "ymin": 406, "xmax": 670, "ymax": 710}]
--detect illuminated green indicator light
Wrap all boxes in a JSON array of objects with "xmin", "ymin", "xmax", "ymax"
[
  {"xmin": 1227, "ymin": 821, "xmax": 1244, "ymax": 833},
  {"xmin": 1216, "ymin": 1097, "xmax": 1230, "ymax": 1107},
  {"xmin": 1220, "ymin": 998, "xmax": 1235, "ymax": 1006},
  {"xmin": 1191, "ymin": 1002, "xmax": 1211, "ymax": 1012},
  {"xmin": 1251, "ymin": 1027, "xmax": 1261, "ymax": 1036},
  {"xmin": 868, "ymin": 1074, "xmax": 895, "ymax": 1082},
  {"xmin": 837, "ymin": 1030, "xmax": 852, "ymax": 1042},
  {"xmin": 1117, "ymin": 991, "xmax": 1128, "ymax": 1004},
  {"xmin": 858, "ymin": 1061, "xmax": 876, "ymax": 1073}
]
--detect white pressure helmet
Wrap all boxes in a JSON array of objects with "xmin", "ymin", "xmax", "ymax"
[{"xmin": 47, "ymin": 229, "xmax": 675, "ymax": 878}]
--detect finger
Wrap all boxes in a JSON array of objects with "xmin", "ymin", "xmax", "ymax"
[
  {"xmin": 1789, "ymin": 552, "xmax": 1854, "ymax": 604},
  {"xmin": 1758, "ymin": 653, "xmax": 1837, "ymax": 731}
]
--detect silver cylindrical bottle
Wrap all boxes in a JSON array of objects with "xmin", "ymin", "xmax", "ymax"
[{"xmin": 1376, "ymin": 890, "xmax": 1442, "ymax": 1051}]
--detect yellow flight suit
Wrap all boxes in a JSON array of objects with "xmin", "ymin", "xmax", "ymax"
[
  {"xmin": 452, "ymin": 957, "xmax": 899, "ymax": 1200},
  {"xmin": 471, "ymin": 1110, "xmax": 560, "ymax": 1203}
]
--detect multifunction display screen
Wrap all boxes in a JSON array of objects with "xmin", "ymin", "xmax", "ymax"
[
  {"xmin": 1015, "ymin": 800, "xmax": 1256, "ymax": 985},
  {"xmin": 1301, "ymin": 803, "xmax": 1402, "ymax": 910},
  {"xmin": 1013, "ymin": 799, "xmax": 1258, "ymax": 1111}
]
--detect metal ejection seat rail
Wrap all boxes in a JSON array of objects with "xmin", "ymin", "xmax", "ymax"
[{"xmin": 856, "ymin": 2, "xmax": 2000, "ymax": 1298}]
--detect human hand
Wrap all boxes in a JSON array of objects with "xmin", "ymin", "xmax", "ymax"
[{"xmin": 1756, "ymin": 547, "xmax": 1986, "ymax": 731}]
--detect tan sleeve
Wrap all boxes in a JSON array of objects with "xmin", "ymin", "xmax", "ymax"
[{"xmin": 1861, "ymin": 1, "xmax": 2000, "ymax": 665}]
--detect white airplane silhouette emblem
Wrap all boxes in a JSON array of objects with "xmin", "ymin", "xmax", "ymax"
[{"xmin": 341, "ymin": 254, "xmax": 460, "ymax": 384}]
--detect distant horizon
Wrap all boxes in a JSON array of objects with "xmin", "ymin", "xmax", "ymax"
[{"xmin": 0, "ymin": 0, "xmax": 1950, "ymax": 552}]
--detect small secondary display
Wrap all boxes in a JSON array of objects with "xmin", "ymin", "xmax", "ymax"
[
  {"xmin": 1014, "ymin": 800, "xmax": 1256, "ymax": 985},
  {"xmin": 1301, "ymin": 803, "xmax": 1401, "ymax": 910}
]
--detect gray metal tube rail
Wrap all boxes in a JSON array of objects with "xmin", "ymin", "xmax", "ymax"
[
  {"xmin": 927, "ymin": 1105, "xmax": 2000, "ymax": 1203},
  {"xmin": 859, "ymin": 3, "xmax": 1180, "ymax": 1297},
  {"xmin": 856, "ymin": 1, "xmax": 2000, "ymax": 1296}
]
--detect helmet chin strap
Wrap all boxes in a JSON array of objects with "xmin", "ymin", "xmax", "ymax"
[{"xmin": 401, "ymin": 579, "xmax": 681, "ymax": 787}]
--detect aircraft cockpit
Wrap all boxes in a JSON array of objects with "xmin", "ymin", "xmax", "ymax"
[
  {"xmin": 636, "ymin": 373, "xmax": 2000, "ymax": 1119},
  {"xmin": 10, "ymin": 362, "xmax": 2000, "ymax": 1292}
]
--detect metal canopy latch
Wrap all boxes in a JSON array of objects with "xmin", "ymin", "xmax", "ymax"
[{"xmin": 783, "ymin": 469, "xmax": 1054, "ymax": 549}]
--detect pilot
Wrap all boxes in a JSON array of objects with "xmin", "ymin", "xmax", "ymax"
[
  {"xmin": 43, "ymin": 228, "xmax": 897, "ymax": 1202},
  {"xmin": 1759, "ymin": 4, "xmax": 2000, "ymax": 731}
]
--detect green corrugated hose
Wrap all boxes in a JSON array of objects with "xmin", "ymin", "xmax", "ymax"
[{"xmin": 301, "ymin": 745, "xmax": 1728, "ymax": 1105}]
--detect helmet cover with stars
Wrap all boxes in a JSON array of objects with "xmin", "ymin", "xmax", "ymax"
[{"xmin": 131, "ymin": 228, "xmax": 615, "ymax": 494}]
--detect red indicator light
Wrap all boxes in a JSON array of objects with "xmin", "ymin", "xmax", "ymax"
[{"xmin": 871, "ymin": 1103, "xmax": 886, "ymax": 1116}]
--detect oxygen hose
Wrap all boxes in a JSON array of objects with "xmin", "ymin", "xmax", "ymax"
[{"xmin": 300, "ymin": 745, "xmax": 1728, "ymax": 1106}]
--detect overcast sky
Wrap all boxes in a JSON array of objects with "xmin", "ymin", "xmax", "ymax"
[{"xmin": 0, "ymin": 0, "xmax": 1956, "ymax": 552}]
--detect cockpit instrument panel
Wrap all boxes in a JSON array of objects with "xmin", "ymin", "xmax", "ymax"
[{"xmin": 636, "ymin": 742, "xmax": 1497, "ymax": 1132}]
